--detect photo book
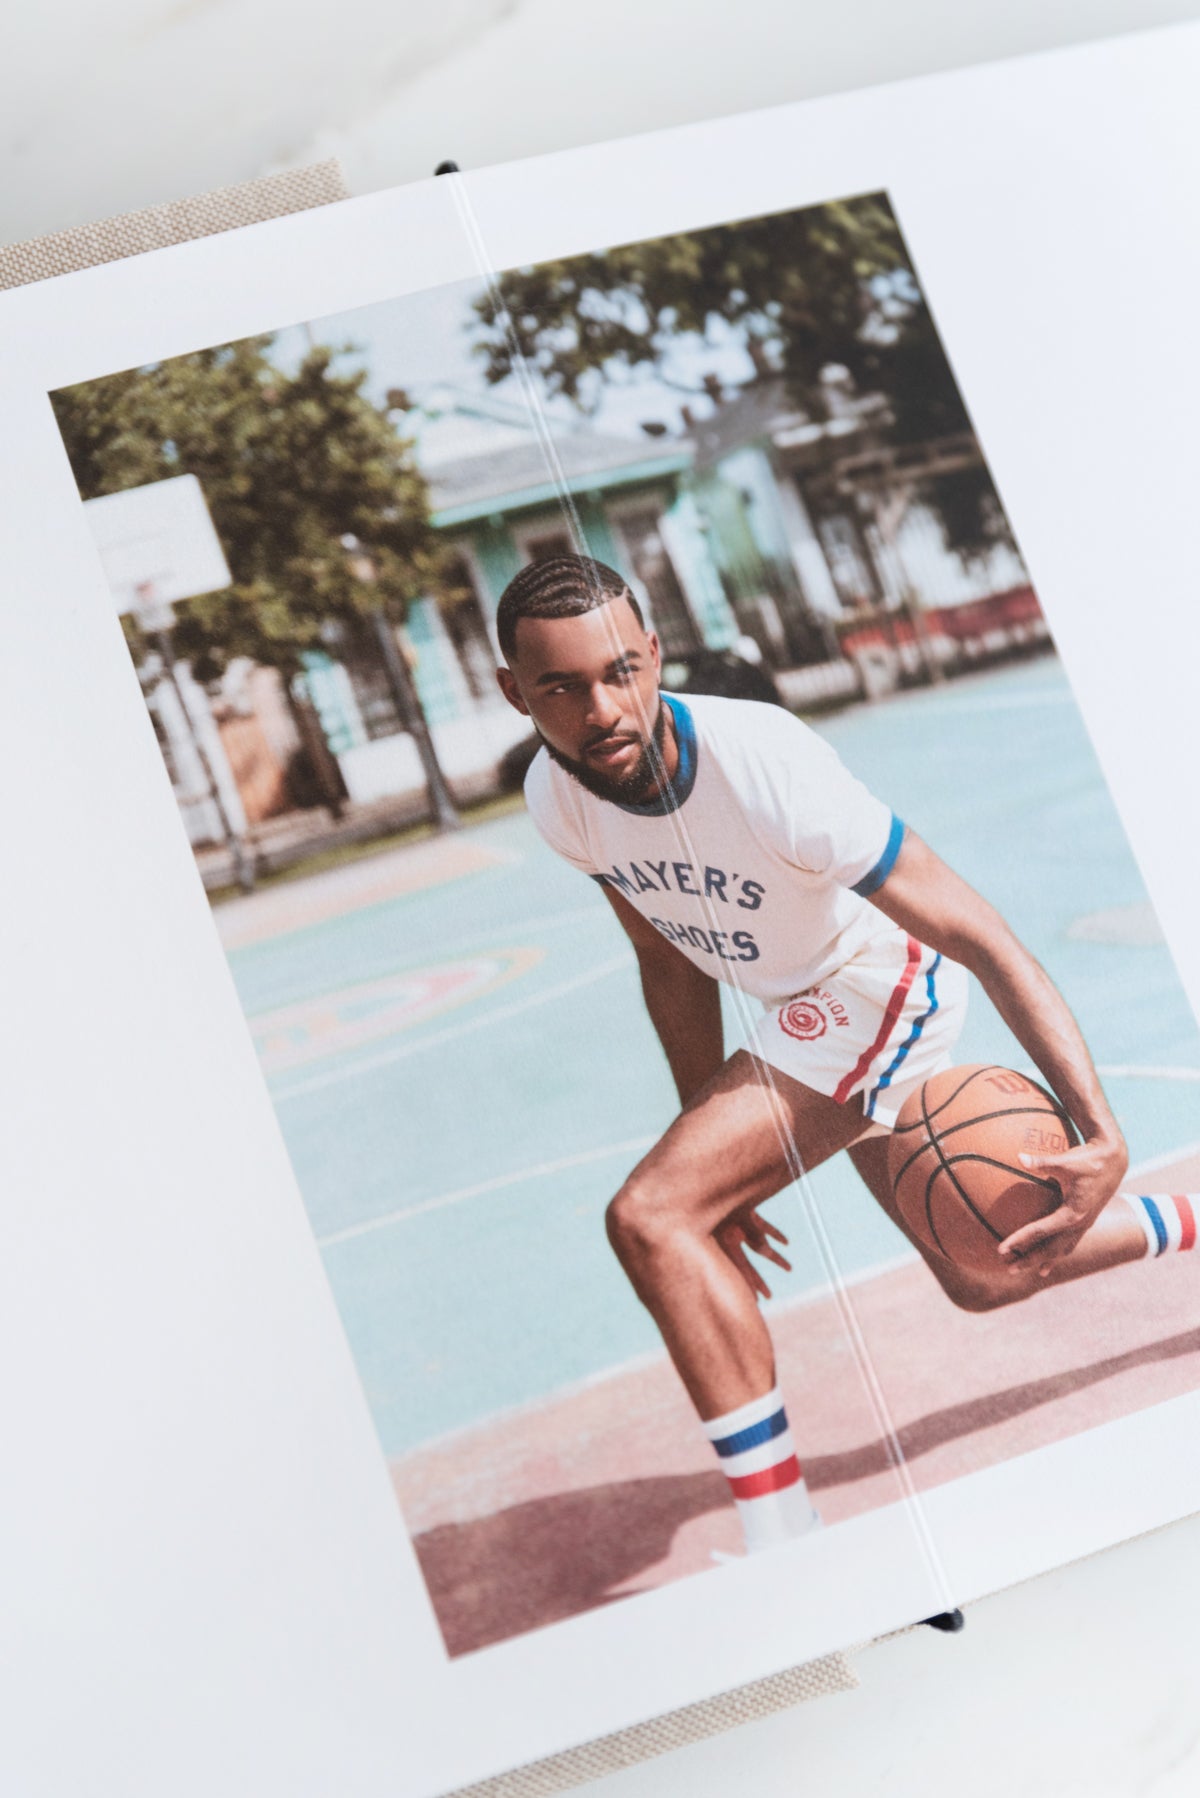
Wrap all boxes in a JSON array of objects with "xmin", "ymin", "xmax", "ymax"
[{"xmin": 3, "ymin": 21, "xmax": 1200, "ymax": 1797}]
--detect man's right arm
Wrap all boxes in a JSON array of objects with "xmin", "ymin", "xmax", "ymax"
[{"xmin": 600, "ymin": 885, "xmax": 725, "ymax": 1107}]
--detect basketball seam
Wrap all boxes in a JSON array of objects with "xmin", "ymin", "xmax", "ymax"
[
  {"xmin": 941, "ymin": 1152, "xmax": 1061, "ymax": 1192},
  {"xmin": 889, "ymin": 1105, "xmax": 1071, "ymax": 1190},
  {"xmin": 923, "ymin": 1158, "xmax": 1005, "ymax": 1247},
  {"xmin": 893, "ymin": 1068, "xmax": 1080, "ymax": 1144},
  {"xmin": 922, "ymin": 1163, "xmax": 951, "ymax": 1256},
  {"xmin": 890, "ymin": 1065, "xmax": 1007, "ymax": 1134},
  {"xmin": 919, "ymin": 1080, "xmax": 1008, "ymax": 1247},
  {"xmin": 897, "ymin": 1067, "xmax": 1082, "ymax": 1265}
]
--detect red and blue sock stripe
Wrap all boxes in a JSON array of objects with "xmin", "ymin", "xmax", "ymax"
[
  {"xmin": 1125, "ymin": 1193, "xmax": 1197, "ymax": 1256},
  {"xmin": 704, "ymin": 1392, "xmax": 804, "ymax": 1500}
]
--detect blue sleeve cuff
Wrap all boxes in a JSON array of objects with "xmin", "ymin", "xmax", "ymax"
[{"xmin": 851, "ymin": 813, "xmax": 906, "ymax": 897}]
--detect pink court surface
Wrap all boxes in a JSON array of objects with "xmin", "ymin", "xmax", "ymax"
[{"xmin": 393, "ymin": 1149, "xmax": 1200, "ymax": 1658}]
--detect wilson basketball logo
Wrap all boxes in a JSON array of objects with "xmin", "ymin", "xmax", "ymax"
[
  {"xmin": 985, "ymin": 1070, "xmax": 1028, "ymax": 1095},
  {"xmin": 780, "ymin": 999, "xmax": 827, "ymax": 1041}
]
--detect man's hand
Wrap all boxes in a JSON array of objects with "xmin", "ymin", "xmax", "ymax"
[
  {"xmin": 717, "ymin": 1207, "xmax": 792, "ymax": 1301},
  {"xmin": 998, "ymin": 1129, "xmax": 1129, "ymax": 1278},
  {"xmin": 871, "ymin": 830, "xmax": 1128, "ymax": 1284}
]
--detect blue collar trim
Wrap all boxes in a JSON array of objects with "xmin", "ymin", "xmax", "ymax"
[{"xmin": 614, "ymin": 694, "xmax": 698, "ymax": 817}]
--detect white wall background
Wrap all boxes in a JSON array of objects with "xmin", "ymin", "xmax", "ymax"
[{"xmin": 6, "ymin": 4, "xmax": 1200, "ymax": 1795}]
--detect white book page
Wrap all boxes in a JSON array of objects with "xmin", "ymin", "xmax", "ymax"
[{"xmin": 1, "ymin": 24, "xmax": 1199, "ymax": 1796}]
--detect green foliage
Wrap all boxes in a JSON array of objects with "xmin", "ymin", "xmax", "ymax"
[
  {"xmin": 475, "ymin": 198, "xmax": 944, "ymax": 422},
  {"xmin": 475, "ymin": 195, "xmax": 1009, "ymax": 559},
  {"xmin": 51, "ymin": 339, "xmax": 441, "ymax": 678},
  {"xmin": 924, "ymin": 465, "xmax": 1010, "ymax": 566}
]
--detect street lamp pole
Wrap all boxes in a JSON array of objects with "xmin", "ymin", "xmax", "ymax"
[{"xmin": 342, "ymin": 538, "xmax": 460, "ymax": 832}]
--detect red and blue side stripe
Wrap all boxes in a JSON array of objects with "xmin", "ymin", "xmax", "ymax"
[
  {"xmin": 865, "ymin": 950, "xmax": 942, "ymax": 1120},
  {"xmin": 833, "ymin": 934, "xmax": 922, "ymax": 1106}
]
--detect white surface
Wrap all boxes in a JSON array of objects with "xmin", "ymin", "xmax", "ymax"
[
  {"xmin": 4, "ymin": 8, "xmax": 1200, "ymax": 1798},
  {"xmin": 580, "ymin": 1514, "xmax": 1200, "ymax": 1798},
  {"xmin": 1, "ymin": 1, "xmax": 1200, "ymax": 241},
  {"xmin": 1, "ymin": 156, "xmax": 955, "ymax": 1798}
]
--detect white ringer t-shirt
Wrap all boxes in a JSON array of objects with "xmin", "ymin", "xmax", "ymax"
[{"xmin": 524, "ymin": 691, "xmax": 909, "ymax": 1006}]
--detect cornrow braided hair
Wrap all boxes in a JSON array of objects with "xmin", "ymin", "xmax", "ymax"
[{"xmin": 496, "ymin": 554, "xmax": 645, "ymax": 661}]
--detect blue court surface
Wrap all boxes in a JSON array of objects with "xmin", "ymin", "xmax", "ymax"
[{"xmin": 222, "ymin": 656, "xmax": 1200, "ymax": 1459}]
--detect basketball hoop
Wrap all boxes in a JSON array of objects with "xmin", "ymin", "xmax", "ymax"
[{"xmin": 82, "ymin": 475, "xmax": 256, "ymax": 890}]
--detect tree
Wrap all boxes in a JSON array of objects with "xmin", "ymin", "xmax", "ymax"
[
  {"xmin": 52, "ymin": 338, "xmax": 444, "ymax": 681},
  {"xmin": 472, "ymin": 195, "xmax": 1009, "ymax": 558}
]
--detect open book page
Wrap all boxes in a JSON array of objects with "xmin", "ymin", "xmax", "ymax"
[
  {"xmin": 465, "ymin": 176, "xmax": 1200, "ymax": 1616},
  {"xmin": 3, "ymin": 23, "xmax": 1200, "ymax": 1798}
]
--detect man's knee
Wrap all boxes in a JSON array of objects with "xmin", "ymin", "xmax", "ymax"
[
  {"xmin": 605, "ymin": 1178, "xmax": 679, "ymax": 1269},
  {"xmin": 933, "ymin": 1259, "xmax": 1034, "ymax": 1313}
]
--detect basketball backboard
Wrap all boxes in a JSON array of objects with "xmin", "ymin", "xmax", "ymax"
[{"xmin": 83, "ymin": 474, "xmax": 232, "ymax": 622}]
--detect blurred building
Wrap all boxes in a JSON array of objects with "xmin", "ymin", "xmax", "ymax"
[
  {"xmin": 155, "ymin": 373, "xmax": 1048, "ymax": 853},
  {"xmin": 295, "ymin": 387, "xmax": 732, "ymax": 806}
]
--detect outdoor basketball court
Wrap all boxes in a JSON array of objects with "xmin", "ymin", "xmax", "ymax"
[{"xmin": 215, "ymin": 655, "xmax": 1200, "ymax": 1654}]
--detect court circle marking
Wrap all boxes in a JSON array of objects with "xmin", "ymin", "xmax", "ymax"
[{"xmin": 252, "ymin": 947, "xmax": 544, "ymax": 1074}]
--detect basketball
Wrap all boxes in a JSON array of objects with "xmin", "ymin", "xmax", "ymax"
[{"xmin": 888, "ymin": 1064, "xmax": 1079, "ymax": 1271}]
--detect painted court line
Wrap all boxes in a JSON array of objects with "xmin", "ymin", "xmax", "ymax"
[
  {"xmin": 216, "ymin": 836, "xmax": 525, "ymax": 951},
  {"xmin": 318, "ymin": 1133, "xmax": 658, "ymax": 1247},
  {"xmin": 240, "ymin": 901, "xmax": 606, "ymax": 1020},
  {"xmin": 1122, "ymin": 1138, "xmax": 1200, "ymax": 1178},
  {"xmin": 311, "ymin": 1068, "xmax": 1200, "ymax": 1235},
  {"xmin": 1096, "ymin": 1064, "xmax": 1200, "ymax": 1082},
  {"xmin": 272, "ymin": 950, "xmax": 633, "ymax": 1103},
  {"xmin": 389, "ymin": 1249, "xmax": 922, "ymax": 1463},
  {"xmin": 915, "ymin": 690, "xmax": 1075, "ymax": 715},
  {"xmin": 1019, "ymin": 1062, "xmax": 1200, "ymax": 1087}
]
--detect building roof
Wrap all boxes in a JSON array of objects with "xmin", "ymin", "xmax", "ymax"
[
  {"xmin": 427, "ymin": 431, "xmax": 691, "ymax": 527},
  {"xmin": 410, "ymin": 387, "xmax": 692, "ymax": 527}
]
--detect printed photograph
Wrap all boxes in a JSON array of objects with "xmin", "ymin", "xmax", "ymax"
[{"xmin": 51, "ymin": 192, "xmax": 1200, "ymax": 1656}]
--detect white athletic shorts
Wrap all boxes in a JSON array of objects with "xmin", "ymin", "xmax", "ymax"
[{"xmin": 746, "ymin": 931, "xmax": 969, "ymax": 1130}]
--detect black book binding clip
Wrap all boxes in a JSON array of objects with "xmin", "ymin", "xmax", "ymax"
[{"xmin": 922, "ymin": 1609, "xmax": 966, "ymax": 1632}]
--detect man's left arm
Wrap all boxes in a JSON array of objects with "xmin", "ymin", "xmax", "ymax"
[{"xmin": 869, "ymin": 828, "xmax": 1128, "ymax": 1277}]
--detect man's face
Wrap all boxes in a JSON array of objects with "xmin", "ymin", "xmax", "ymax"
[{"xmin": 497, "ymin": 596, "xmax": 668, "ymax": 804}]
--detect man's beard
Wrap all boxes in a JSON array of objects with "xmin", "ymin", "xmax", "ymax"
[{"xmin": 541, "ymin": 698, "xmax": 670, "ymax": 805}]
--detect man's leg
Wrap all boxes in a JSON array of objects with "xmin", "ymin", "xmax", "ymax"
[
  {"xmin": 847, "ymin": 1134, "xmax": 1157, "ymax": 1311},
  {"xmin": 611, "ymin": 1050, "xmax": 881, "ymax": 1553},
  {"xmin": 607, "ymin": 1048, "xmax": 869, "ymax": 1417},
  {"xmin": 606, "ymin": 1049, "xmax": 871, "ymax": 1553}
]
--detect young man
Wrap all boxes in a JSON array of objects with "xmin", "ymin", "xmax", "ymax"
[{"xmin": 497, "ymin": 554, "xmax": 1183, "ymax": 1555}]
